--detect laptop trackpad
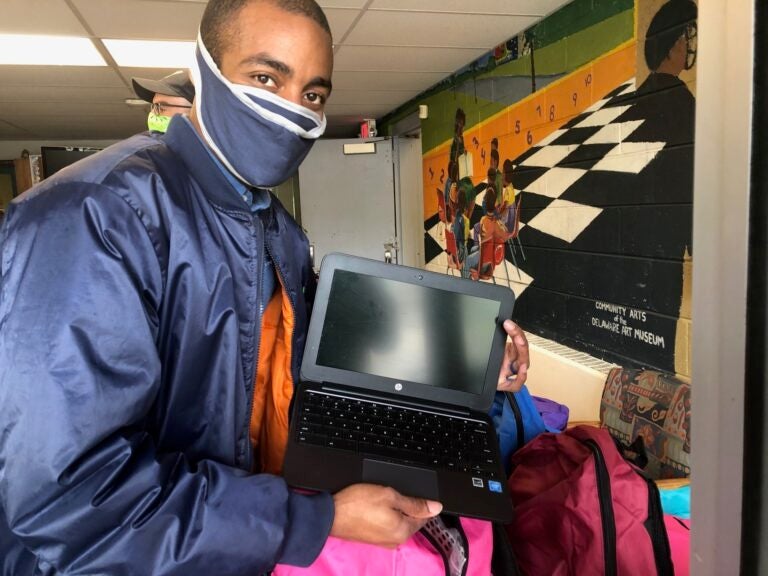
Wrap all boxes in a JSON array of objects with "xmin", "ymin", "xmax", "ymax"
[{"xmin": 362, "ymin": 458, "xmax": 439, "ymax": 500}]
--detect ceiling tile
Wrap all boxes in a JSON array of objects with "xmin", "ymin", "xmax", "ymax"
[
  {"xmin": 0, "ymin": 119, "xmax": 34, "ymax": 140},
  {"xmin": 0, "ymin": 0, "xmax": 89, "ymax": 35},
  {"xmin": 0, "ymin": 66, "xmax": 126, "ymax": 88},
  {"xmin": 121, "ymin": 66, "xmax": 189, "ymax": 81},
  {"xmin": 369, "ymin": 0, "xmax": 571, "ymax": 16},
  {"xmin": 1, "ymin": 101, "xmax": 148, "ymax": 116},
  {"xmin": 331, "ymin": 70, "xmax": 447, "ymax": 91},
  {"xmin": 334, "ymin": 45, "xmax": 486, "ymax": 73},
  {"xmin": 343, "ymin": 11, "xmax": 539, "ymax": 49},
  {"xmin": 70, "ymin": 0, "xmax": 204, "ymax": 40},
  {"xmin": 325, "ymin": 8, "xmax": 361, "ymax": 41},
  {"xmin": 318, "ymin": 0, "xmax": 371, "ymax": 8},
  {"xmin": 329, "ymin": 89, "xmax": 422, "ymax": 107},
  {"xmin": 0, "ymin": 85, "xmax": 133, "ymax": 103},
  {"xmin": 324, "ymin": 103, "xmax": 395, "ymax": 117}
]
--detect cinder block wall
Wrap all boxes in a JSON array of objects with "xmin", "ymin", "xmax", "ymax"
[{"xmin": 383, "ymin": 0, "xmax": 697, "ymax": 377}]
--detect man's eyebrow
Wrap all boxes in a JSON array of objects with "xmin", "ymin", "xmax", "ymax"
[
  {"xmin": 239, "ymin": 53, "xmax": 332, "ymax": 94},
  {"xmin": 306, "ymin": 76, "xmax": 333, "ymax": 94},
  {"xmin": 240, "ymin": 53, "xmax": 292, "ymax": 76}
]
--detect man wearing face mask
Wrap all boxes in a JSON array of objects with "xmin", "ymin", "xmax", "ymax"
[
  {"xmin": 132, "ymin": 70, "xmax": 195, "ymax": 133},
  {"xmin": 0, "ymin": 1, "xmax": 530, "ymax": 574}
]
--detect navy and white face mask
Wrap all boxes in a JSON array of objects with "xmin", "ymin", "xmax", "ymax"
[{"xmin": 190, "ymin": 33, "xmax": 326, "ymax": 188}]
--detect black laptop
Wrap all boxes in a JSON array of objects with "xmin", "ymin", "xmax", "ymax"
[{"xmin": 283, "ymin": 253, "xmax": 515, "ymax": 522}]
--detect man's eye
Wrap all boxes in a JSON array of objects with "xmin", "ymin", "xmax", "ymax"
[
  {"xmin": 254, "ymin": 74, "xmax": 276, "ymax": 87},
  {"xmin": 305, "ymin": 92, "xmax": 326, "ymax": 105}
]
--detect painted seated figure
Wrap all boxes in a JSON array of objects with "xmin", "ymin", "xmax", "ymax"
[{"xmin": 466, "ymin": 187, "xmax": 510, "ymax": 275}]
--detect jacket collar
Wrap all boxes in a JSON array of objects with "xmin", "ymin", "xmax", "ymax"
[{"xmin": 164, "ymin": 115, "xmax": 253, "ymax": 218}]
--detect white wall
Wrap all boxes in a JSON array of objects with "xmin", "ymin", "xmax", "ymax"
[
  {"xmin": 690, "ymin": 0, "xmax": 754, "ymax": 573},
  {"xmin": 0, "ymin": 140, "xmax": 119, "ymax": 160}
]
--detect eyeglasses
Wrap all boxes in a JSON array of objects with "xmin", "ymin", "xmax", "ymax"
[
  {"xmin": 684, "ymin": 23, "xmax": 697, "ymax": 70},
  {"xmin": 150, "ymin": 102, "xmax": 192, "ymax": 116}
]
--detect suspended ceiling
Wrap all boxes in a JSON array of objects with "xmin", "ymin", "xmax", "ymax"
[{"xmin": 0, "ymin": 0, "xmax": 573, "ymax": 142}]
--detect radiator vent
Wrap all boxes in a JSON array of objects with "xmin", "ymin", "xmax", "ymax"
[{"xmin": 525, "ymin": 333, "xmax": 619, "ymax": 376}]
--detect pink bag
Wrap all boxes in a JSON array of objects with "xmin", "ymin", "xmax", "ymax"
[
  {"xmin": 273, "ymin": 517, "xmax": 492, "ymax": 576},
  {"xmin": 665, "ymin": 515, "xmax": 690, "ymax": 576},
  {"xmin": 506, "ymin": 425, "xmax": 674, "ymax": 576}
]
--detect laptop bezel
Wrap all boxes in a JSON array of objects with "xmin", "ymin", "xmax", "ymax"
[{"xmin": 301, "ymin": 253, "xmax": 516, "ymax": 413}]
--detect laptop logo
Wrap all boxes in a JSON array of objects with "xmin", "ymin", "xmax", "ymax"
[{"xmin": 394, "ymin": 383, "xmax": 403, "ymax": 392}]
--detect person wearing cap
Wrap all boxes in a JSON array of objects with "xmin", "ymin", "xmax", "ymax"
[
  {"xmin": 622, "ymin": 0, "xmax": 698, "ymax": 147},
  {"xmin": 0, "ymin": 0, "xmax": 530, "ymax": 574},
  {"xmin": 132, "ymin": 70, "xmax": 195, "ymax": 133}
]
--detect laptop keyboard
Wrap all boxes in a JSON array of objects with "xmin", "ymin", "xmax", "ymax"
[{"xmin": 295, "ymin": 390, "xmax": 500, "ymax": 479}]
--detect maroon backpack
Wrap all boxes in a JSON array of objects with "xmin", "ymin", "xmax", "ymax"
[{"xmin": 506, "ymin": 425, "xmax": 674, "ymax": 576}]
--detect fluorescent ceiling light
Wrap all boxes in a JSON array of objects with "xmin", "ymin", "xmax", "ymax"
[
  {"xmin": 0, "ymin": 34, "xmax": 106, "ymax": 66},
  {"xmin": 103, "ymin": 39, "xmax": 195, "ymax": 68}
]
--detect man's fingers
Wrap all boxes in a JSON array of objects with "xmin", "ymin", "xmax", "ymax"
[
  {"xmin": 514, "ymin": 361, "xmax": 529, "ymax": 387},
  {"xmin": 391, "ymin": 491, "xmax": 442, "ymax": 519},
  {"xmin": 498, "ymin": 320, "xmax": 530, "ymax": 390}
]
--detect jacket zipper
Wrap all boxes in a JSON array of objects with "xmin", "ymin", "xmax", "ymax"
[
  {"xmin": 640, "ymin": 472, "xmax": 674, "ymax": 576},
  {"xmin": 245, "ymin": 216, "xmax": 265, "ymax": 473},
  {"xmin": 583, "ymin": 439, "xmax": 617, "ymax": 576},
  {"xmin": 504, "ymin": 391, "xmax": 525, "ymax": 452}
]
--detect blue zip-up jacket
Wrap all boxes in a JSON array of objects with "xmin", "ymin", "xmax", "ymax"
[{"xmin": 0, "ymin": 117, "xmax": 332, "ymax": 575}]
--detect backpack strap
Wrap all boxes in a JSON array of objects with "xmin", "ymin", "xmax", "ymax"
[
  {"xmin": 419, "ymin": 514, "xmax": 469, "ymax": 576},
  {"xmin": 491, "ymin": 521, "xmax": 522, "ymax": 576}
]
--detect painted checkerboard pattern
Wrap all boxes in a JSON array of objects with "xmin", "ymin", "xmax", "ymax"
[{"xmin": 425, "ymin": 78, "xmax": 665, "ymax": 296}]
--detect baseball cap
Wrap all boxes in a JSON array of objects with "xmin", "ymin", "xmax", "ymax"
[
  {"xmin": 131, "ymin": 70, "xmax": 195, "ymax": 104},
  {"xmin": 644, "ymin": 0, "xmax": 697, "ymax": 70}
]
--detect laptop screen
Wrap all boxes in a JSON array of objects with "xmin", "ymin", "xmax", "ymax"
[
  {"xmin": 316, "ymin": 270, "xmax": 499, "ymax": 395},
  {"xmin": 302, "ymin": 254, "xmax": 516, "ymax": 412}
]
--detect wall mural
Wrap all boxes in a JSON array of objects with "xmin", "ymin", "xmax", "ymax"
[{"xmin": 384, "ymin": 0, "xmax": 697, "ymax": 376}]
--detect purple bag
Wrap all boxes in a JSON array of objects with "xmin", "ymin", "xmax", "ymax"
[{"xmin": 532, "ymin": 395, "xmax": 569, "ymax": 431}]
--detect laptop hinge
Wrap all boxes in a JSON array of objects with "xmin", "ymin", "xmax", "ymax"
[{"xmin": 318, "ymin": 384, "xmax": 473, "ymax": 418}]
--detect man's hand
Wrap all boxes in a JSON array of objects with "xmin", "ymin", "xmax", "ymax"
[
  {"xmin": 330, "ymin": 484, "xmax": 442, "ymax": 548},
  {"xmin": 496, "ymin": 319, "xmax": 529, "ymax": 392}
]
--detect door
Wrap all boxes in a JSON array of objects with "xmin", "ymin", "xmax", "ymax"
[
  {"xmin": 298, "ymin": 138, "xmax": 397, "ymax": 267},
  {"xmin": 395, "ymin": 134, "xmax": 425, "ymax": 268}
]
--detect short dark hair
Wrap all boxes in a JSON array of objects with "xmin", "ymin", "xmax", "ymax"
[
  {"xmin": 201, "ymin": 0, "xmax": 331, "ymax": 66},
  {"xmin": 502, "ymin": 159, "xmax": 514, "ymax": 183},
  {"xmin": 490, "ymin": 149, "xmax": 499, "ymax": 166}
]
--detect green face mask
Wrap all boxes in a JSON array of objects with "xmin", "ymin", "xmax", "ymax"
[{"xmin": 147, "ymin": 112, "xmax": 172, "ymax": 133}]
